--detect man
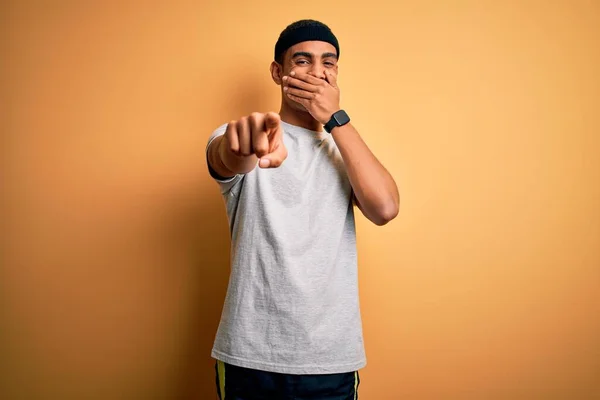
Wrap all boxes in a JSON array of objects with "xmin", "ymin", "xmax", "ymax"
[{"xmin": 206, "ymin": 19, "xmax": 399, "ymax": 399}]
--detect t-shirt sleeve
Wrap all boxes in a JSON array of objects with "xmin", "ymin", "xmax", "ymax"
[{"xmin": 206, "ymin": 124, "xmax": 244, "ymax": 195}]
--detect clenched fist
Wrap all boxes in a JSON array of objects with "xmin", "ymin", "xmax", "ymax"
[{"xmin": 223, "ymin": 112, "xmax": 288, "ymax": 169}]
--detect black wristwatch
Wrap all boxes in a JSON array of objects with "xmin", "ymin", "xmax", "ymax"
[{"xmin": 324, "ymin": 110, "xmax": 350, "ymax": 133}]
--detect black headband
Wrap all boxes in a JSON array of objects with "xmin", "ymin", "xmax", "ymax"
[{"xmin": 274, "ymin": 23, "xmax": 340, "ymax": 62}]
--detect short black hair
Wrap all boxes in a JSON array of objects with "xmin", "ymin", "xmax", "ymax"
[{"xmin": 274, "ymin": 19, "xmax": 340, "ymax": 64}]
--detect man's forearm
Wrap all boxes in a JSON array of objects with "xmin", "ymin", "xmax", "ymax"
[{"xmin": 331, "ymin": 123, "xmax": 399, "ymax": 225}]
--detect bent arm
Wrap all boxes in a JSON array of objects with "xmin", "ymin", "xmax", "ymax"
[{"xmin": 332, "ymin": 123, "xmax": 399, "ymax": 226}]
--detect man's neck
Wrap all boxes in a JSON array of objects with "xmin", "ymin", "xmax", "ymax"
[{"xmin": 279, "ymin": 102, "xmax": 322, "ymax": 132}]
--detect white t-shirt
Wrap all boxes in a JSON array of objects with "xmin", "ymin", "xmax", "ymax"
[{"xmin": 206, "ymin": 120, "xmax": 366, "ymax": 374}]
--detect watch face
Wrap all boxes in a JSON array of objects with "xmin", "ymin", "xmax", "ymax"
[{"xmin": 334, "ymin": 110, "xmax": 350, "ymax": 125}]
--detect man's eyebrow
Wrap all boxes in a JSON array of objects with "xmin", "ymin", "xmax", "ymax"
[
  {"xmin": 291, "ymin": 51, "xmax": 314, "ymax": 59},
  {"xmin": 291, "ymin": 51, "xmax": 338, "ymax": 61}
]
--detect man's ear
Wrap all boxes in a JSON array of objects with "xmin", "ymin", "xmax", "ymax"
[{"xmin": 270, "ymin": 61, "xmax": 283, "ymax": 85}]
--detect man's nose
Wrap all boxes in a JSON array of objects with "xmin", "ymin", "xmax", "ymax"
[{"xmin": 308, "ymin": 64, "xmax": 326, "ymax": 80}]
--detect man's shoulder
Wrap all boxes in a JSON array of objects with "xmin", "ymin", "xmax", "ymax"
[
  {"xmin": 210, "ymin": 122, "xmax": 229, "ymax": 138},
  {"xmin": 206, "ymin": 123, "xmax": 230, "ymax": 151}
]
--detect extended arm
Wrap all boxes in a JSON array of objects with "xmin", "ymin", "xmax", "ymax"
[{"xmin": 207, "ymin": 112, "xmax": 288, "ymax": 178}]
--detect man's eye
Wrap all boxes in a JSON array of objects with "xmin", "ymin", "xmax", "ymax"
[
  {"xmin": 296, "ymin": 60, "xmax": 309, "ymax": 65},
  {"xmin": 324, "ymin": 62, "xmax": 335, "ymax": 67}
]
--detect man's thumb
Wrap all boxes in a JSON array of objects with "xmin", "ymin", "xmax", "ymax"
[{"xmin": 258, "ymin": 142, "xmax": 287, "ymax": 169}]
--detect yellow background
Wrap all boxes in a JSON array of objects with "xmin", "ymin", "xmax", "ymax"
[{"xmin": 2, "ymin": 1, "xmax": 599, "ymax": 399}]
